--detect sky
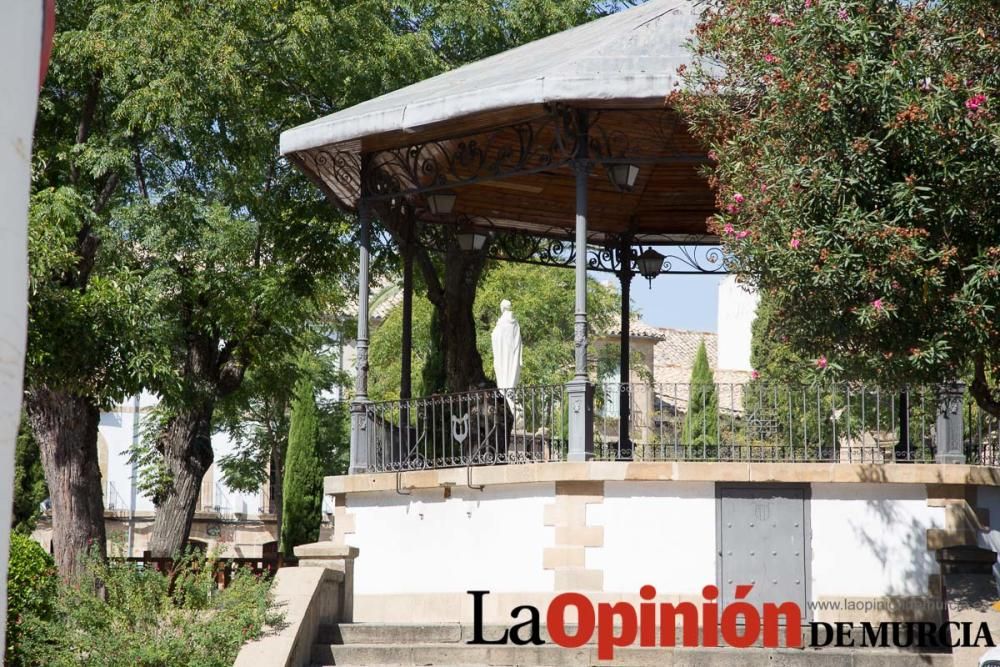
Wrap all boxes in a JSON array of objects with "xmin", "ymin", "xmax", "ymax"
[
  {"xmin": 632, "ymin": 273, "xmax": 725, "ymax": 333},
  {"xmin": 594, "ymin": 271, "xmax": 725, "ymax": 333}
]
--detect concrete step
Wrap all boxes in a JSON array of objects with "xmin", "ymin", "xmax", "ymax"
[
  {"xmin": 317, "ymin": 623, "xmax": 465, "ymax": 645},
  {"xmin": 311, "ymin": 643, "xmax": 954, "ymax": 667},
  {"xmin": 315, "ymin": 622, "xmax": 951, "ymax": 650}
]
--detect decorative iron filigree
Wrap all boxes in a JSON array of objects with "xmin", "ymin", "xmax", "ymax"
[
  {"xmin": 290, "ymin": 107, "xmax": 711, "ymax": 211},
  {"xmin": 660, "ymin": 245, "xmax": 727, "ymax": 274},
  {"xmin": 361, "ymin": 109, "xmax": 581, "ymax": 202}
]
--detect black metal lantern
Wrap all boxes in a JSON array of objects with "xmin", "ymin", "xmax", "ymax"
[
  {"xmin": 606, "ymin": 163, "xmax": 640, "ymax": 192},
  {"xmin": 426, "ymin": 191, "xmax": 457, "ymax": 215},
  {"xmin": 457, "ymin": 230, "xmax": 488, "ymax": 252},
  {"xmin": 637, "ymin": 247, "xmax": 664, "ymax": 286}
]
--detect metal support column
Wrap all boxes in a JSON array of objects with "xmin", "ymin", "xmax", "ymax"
[
  {"xmin": 399, "ymin": 216, "xmax": 414, "ymax": 463},
  {"xmin": 617, "ymin": 235, "xmax": 633, "ymax": 459},
  {"xmin": 935, "ymin": 381, "xmax": 966, "ymax": 464},
  {"xmin": 567, "ymin": 110, "xmax": 593, "ymax": 462},
  {"xmin": 400, "ymin": 220, "xmax": 414, "ymax": 401},
  {"xmin": 349, "ymin": 199, "xmax": 372, "ymax": 474}
]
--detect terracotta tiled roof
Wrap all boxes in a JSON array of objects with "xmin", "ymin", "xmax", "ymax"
[
  {"xmin": 599, "ymin": 315, "xmax": 667, "ymax": 341},
  {"xmin": 651, "ymin": 327, "xmax": 752, "ymax": 414}
]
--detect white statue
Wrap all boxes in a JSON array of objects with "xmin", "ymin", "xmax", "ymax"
[{"xmin": 491, "ymin": 299, "xmax": 522, "ymax": 412}]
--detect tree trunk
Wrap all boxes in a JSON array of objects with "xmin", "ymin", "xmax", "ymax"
[
  {"xmin": 26, "ymin": 386, "xmax": 106, "ymax": 578},
  {"xmin": 437, "ymin": 245, "xmax": 490, "ymax": 393},
  {"xmin": 147, "ymin": 404, "xmax": 214, "ymax": 557},
  {"xmin": 383, "ymin": 208, "xmax": 491, "ymax": 396}
]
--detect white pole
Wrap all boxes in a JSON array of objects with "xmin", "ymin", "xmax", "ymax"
[
  {"xmin": 0, "ymin": 0, "xmax": 47, "ymax": 657},
  {"xmin": 128, "ymin": 394, "xmax": 140, "ymax": 556}
]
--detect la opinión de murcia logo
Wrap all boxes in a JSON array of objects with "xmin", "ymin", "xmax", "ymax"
[{"xmin": 467, "ymin": 587, "xmax": 996, "ymax": 660}]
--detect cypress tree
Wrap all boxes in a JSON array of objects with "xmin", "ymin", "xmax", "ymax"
[
  {"xmin": 683, "ymin": 341, "xmax": 719, "ymax": 451},
  {"xmin": 280, "ymin": 373, "xmax": 322, "ymax": 553}
]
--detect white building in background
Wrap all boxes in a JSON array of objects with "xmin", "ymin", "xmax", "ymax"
[
  {"xmin": 716, "ymin": 275, "xmax": 760, "ymax": 372},
  {"xmin": 35, "ymin": 393, "xmax": 294, "ymax": 558},
  {"xmin": 96, "ymin": 392, "xmax": 267, "ymax": 518}
]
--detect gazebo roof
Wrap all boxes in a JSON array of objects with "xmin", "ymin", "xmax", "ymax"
[
  {"xmin": 280, "ymin": 0, "xmax": 698, "ymax": 156},
  {"xmin": 281, "ymin": 0, "xmax": 715, "ymax": 245}
]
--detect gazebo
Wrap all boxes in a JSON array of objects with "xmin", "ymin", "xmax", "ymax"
[
  {"xmin": 282, "ymin": 0, "xmax": 721, "ymax": 471},
  {"xmin": 279, "ymin": 0, "xmax": 993, "ymax": 637}
]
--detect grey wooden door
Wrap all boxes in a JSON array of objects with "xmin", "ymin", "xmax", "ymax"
[{"xmin": 717, "ymin": 486, "xmax": 809, "ymax": 617}]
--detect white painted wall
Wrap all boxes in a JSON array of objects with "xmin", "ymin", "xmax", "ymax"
[
  {"xmin": 589, "ymin": 481, "xmax": 716, "ymax": 594},
  {"xmin": 716, "ymin": 275, "xmax": 759, "ymax": 371},
  {"xmin": 348, "ymin": 483, "xmax": 556, "ymax": 594},
  {"xmin": 811, "ymin": 483, "xmax": 945, "ymax": 597},
  {"xmin": 341, "ymin": 480, "xmax": 947, "ymax": 615},
  {"xmin": 0, "ymin": 2, "xmax": 44, "ymax": 657},
  {"xmin": 976, "ymin": 486, "xmax": 1000, "ymax": 595}
]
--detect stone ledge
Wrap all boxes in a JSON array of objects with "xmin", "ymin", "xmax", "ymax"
[
  {"xmin": 234, "ymin": 566, "xmax": 342, "ymax": 667},
  {"xmin": 325, "ymin": 461, "xmax": 1000, "ymax": 495}
]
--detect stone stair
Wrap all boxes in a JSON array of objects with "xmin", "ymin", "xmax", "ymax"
[{"xmin": 309, "ymin": 623, "xmax": 955, "ymax": 666}]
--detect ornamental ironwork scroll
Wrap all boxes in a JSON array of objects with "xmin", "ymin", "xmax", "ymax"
[
  {"xmin": 362, "ymin": 109, "xmax": 582, "ymax": 202},
  {"xmin": 410, "ymin": 221, "xmax": 729, "ymax": 275},
  {"xmin": 290, "ymin": 107, "xmax": 709, "ymax": 209}
]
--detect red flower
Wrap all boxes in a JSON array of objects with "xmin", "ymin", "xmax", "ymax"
[{"xmin": 966, "ymin": 94, "xmax": 988, "ymax": 111}]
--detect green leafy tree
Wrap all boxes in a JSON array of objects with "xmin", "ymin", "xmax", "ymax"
[
  {"xmin": 26, "ymin": 2, "xmax": 157, "ymax": 575},
  {"xmin": 682, "ymin": 341, "xmax": 719, "ymax": 450},
  {"xmin": 677, "ymin": 0, "xmax": 1000, "ymax": 414},
  {"xmin": 215, "ymin": 333, "xmax": 349, "ymax": 543},
  {"xmin": 68, "ymin": 0, "xmax": 359, "ymax": 557},
  {"xmin": 369, "ymin": 263, "xmax": 621, "ymax": 399},
  {"xmin": 280, "ymin": 372, "xmax": 323, "ymax": 552}
]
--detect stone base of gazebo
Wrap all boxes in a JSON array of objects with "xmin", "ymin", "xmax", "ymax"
[{"xmin": 325, "ymin": 462, "xmax": 1000, "ymax": 627}]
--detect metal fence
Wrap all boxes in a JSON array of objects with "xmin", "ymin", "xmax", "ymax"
[
  {"xmin": 594, "ymin": 382, "xmax": 944, "ymax": 463},
  {"xmin": 357, "ymin": 382, "xmax": 999, "ymax": 472},
  {"xmin": 362, "ymin": 385, "xmax": 568, "ymax": 473}
]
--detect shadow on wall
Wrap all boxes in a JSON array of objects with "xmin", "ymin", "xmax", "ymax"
[{"xmin": 842, "ymin": 469, "xmax": 942, "ymax": 601}]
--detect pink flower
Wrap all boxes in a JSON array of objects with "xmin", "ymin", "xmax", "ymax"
[
  {"xmin": 790, "ymin": 238, "xmax": 801, "ymax": 249},
  {"xmin": 764, "ymin": 53, "xmax": 778, "ymax": 64},
  {"xmin": 736, "ymin": 230, "xmax": 750, "ymax": 239},
  {"xmin": 751, "ymin": 370, "xmax": 761, "ymax": 380},
  {"xmin": 966, "ymin": 94, "xmax": 988, "ymax": 111},
  {"xmin": 760, "ymin": 183, "xmax": 769, "ymax": 193},
  {"xmin": 707, "ymin": 150, "xmax": 719, "ymax": 161},
  {"xmin": 769, "ymin": 13, "xmax": 784, "ymax": 25},
  {"xmin": 723, "ymin": 223, "xmax": 735, "ymax": 235},
  {"xmin": 872, "ymin": 298, "xmax": 884, "ymax": 311},
  {"xmin": 805, "ymin": 0, "xmax": 813, "ymax": 7},
  {"xmin": 837, "ymin": 7, "xmax": 849, "ymax": 20},
  {"xmin": 725, "ymin": 204, "xmax": 739, "ymax": 214},
  {"xmin": 733, "ymin": 192, "xmax": 745, "ymax": 204},
  {"xmin": 816, "ymin": 356, "xmax": 828, "ymax": 370}
]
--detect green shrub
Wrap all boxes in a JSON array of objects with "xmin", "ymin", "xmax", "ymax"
[
  {"xmin": 16, "ymin": 550, "xmax": 278, "ymax": 667},
  {"xmin": 5, "ymin": 533, "xmax": 58, "ymax": 666},
  {"xmin": 281, "ymin": 372, "xmax": 322, "ymax": 553},
  {"xmin": 682, "ymin": 341, "xmax": 719, "ymax": 452}
]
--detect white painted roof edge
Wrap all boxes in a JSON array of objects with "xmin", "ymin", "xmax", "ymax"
[
  {"xmin": 279, "ymin": 0, "xmax": 697, "ymax": 156},
  {"xmin": 279, "ymin": 75, "xmax": 678, "ymax": 155}
]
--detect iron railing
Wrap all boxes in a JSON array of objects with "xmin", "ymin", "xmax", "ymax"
[
  {"xmin": 357, "ymin": 382, "xmax": 1000, "ymax": 472},
  {"xmin": 363, "ymin": 385, "xmax": 568, "ymax": 473},
  {"xmin": 594, "ymin": 382, "xmax": 942, "ymax": 463}
]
